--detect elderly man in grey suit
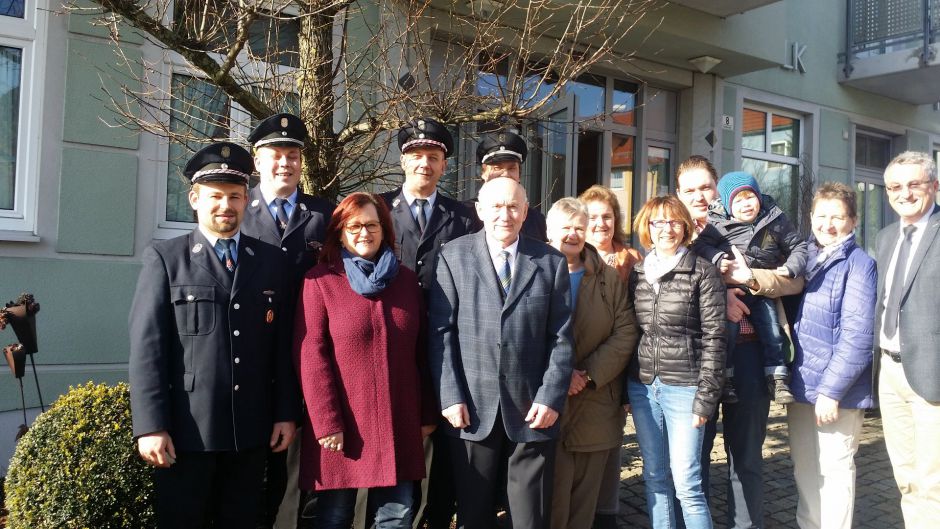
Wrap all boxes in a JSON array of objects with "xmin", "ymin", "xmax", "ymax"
[
  {"xmin": 428, "ymin": 177, "xmax": 574, "ymax": 529},
  {"xmin": 874, "ymin": 151, "xmax": 940, "ymax": 529}
]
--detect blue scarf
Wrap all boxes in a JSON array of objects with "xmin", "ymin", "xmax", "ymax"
[{"xmin": 341, "ymin": 245, "xmax": 400, "ymax": 296}]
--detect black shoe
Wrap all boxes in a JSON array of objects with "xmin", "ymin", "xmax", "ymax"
[
  {"xmin": 722, "ymin": 377, "xmax": 739, "ymax": 404},
  {"xmin": 768, "ymin": 375, "xmax": 795, "ymax": 404}
]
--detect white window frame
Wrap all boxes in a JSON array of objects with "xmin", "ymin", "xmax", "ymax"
[
  {"xmin": 153, "ymin": 2, "xmax": 299, "ymax": 239},
  {"xmin": 0, "ymin": 0, "xmax": 48, "ymax": 240}
]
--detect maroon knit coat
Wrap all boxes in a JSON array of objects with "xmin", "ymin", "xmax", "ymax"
[{"xmin": 293, "ymin": 261, "xmax": 437, "ymax": 490}]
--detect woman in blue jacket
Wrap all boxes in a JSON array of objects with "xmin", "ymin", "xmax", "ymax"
[{"xmin": 788, "ymin": 182, "xmax": 876, "ymax": 529}]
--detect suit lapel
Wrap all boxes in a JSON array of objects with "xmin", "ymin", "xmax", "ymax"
[
  {"xmin": 232, "ymin": 236, "xmax": 260, "ymax": 299},
  {"xmin": 189, "ymin": 231, "xmax": 229, "ymax": 289},
  {"xmin": 390, "ymin": 190, "xmax": 421, "ymax": 240},
  {"xmin": 470, "ymin": 232, "xmax": 504, "ymax": 300},
  {"xmin": 503, "ymin": 236, "xmax": 537, "ymax": 310},
  {"xmin": 421, "ymin": 197, "xmax": 452, "ymax": 244},
  {"xmin": 248, "ymin": 187, "xmax": 282, "ymax": 241},
  {"xmin": 902, "ymin": 206, "xmax": 940, "ymax": 294},
  {"xmin": 283, "ymin": 194, "xmax": 311, "ymax": 240}
]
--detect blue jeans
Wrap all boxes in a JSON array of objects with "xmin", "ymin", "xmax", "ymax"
[
  {"xmin": 629, "ymin": 378, "xmax": 713, "ymax": 529},
  {"xmin": 726, "ymin": 294, "xmax": 788, "ymax": 377},
  {"xmin": 313, "ymin": 481, "xmax": 414, "ymax": 529}
]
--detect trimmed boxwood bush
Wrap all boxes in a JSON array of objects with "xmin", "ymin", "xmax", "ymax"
[{"xmin": 5, "ymin": 382, "xmax": 154, "ymax": 528}]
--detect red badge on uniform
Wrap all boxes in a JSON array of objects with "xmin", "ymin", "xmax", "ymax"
[{"xmin": 266, "ymin": 309, "xmax": 275, "ymax": 323}]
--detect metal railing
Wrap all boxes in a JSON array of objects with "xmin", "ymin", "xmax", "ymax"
[{"xmin": 843, "ymin": 0, "xmax": 940, "ymax": 77}]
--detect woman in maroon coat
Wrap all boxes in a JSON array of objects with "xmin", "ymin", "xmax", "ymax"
[{"xmin": 293, "ymin": 192, "xmax": 437, "ymax": 529}]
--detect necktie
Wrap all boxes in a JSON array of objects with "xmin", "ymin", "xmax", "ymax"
[
  {"xmin": 217, "ymin": 239, "xmax": 236, "ymax": 273},
  {"xmin": 415, "ymin": 198, "xmax": 428, "ymax": 233},
  {"xmin": 498, "ymin": 251, "xmax": 512, "ymax": 296},
  {"xmin": 274, "ymin": 198, "xmax": 290, "ymax": 235},
  {"xmin": 884, "ymin": 225, "xmax": 916, "ymax": 338}
]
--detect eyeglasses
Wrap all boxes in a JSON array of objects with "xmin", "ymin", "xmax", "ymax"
[
  {"xmin": 885, "ymin": 180, "xmax": 934, "ymax": 194},
  {"xmin": 649, "ymin": 219, "xmax": 684, "ymax": 230},
  {"xmin": 344, "ymin": 222, "xmax": 382, "ymax": 234}
]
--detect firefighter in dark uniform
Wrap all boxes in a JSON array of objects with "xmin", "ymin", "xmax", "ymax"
[
  {"xmin": 381, "ymin": 118, "xmax": 478, "ymax": 291},
  {"xmin": 129, "ymin": 142, "xmax": 300, "ymax": 529},
  {"xmin": 469, "ymin": 129, "xmax": 547, "ymax": 241},
  {"xmin": 380, "ymin": 118, "xmax": 477, "ymax": 528},
  {"xmin": 242, "ymin": 112, "xmax": 335, "ymax": 288},
  {"xmin": 240, "ymin": 113, "xmax": 334, "ymax": 528}
]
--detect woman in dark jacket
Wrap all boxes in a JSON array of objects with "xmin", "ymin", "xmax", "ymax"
[
  {"xmin": 627, "ymin": 195, "xmax": 726, "ymax": 529},
  {"xmin": 293, "ymin": 192, "xmax": 437, "ymax": 529},
  {"xmin": 788, "ymin": 183, "xmax": 876, "ymax": 529}
]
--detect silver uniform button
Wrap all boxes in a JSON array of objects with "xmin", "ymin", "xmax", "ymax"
[
  {"xmin": 186, "ymin": 294, "xmax": 195, "ymax": 301},
  {"xmin": 282, "ymin": 247, "xmax": 288, "ymax": 252},
  {"xmin": 234, "ymin": 357, "xmax": 240, "ymax": 364},
  {"xmin": 233, "ymin": 303, "xmax": 240, "ymax": 310},
  {"xmin": 233, "ymin": 330, "xmax": 240, "ymax": 336},
  {"xmin": 234, "ymin": 385, "xmax": 240, "ymax": 391},
  {"xmin": 417, "ymin": 260, "xmax": 423, "ymax": 266}
]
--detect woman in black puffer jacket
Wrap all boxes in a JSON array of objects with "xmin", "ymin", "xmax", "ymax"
[{"xmin": 626, "ymin": 195, "xmax": 726, "ymax": 529}]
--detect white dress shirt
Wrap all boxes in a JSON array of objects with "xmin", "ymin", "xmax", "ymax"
[
  {"xmin": 879, "ymin": 210, "xmax": 932, "ymax": 352},
  {"xmin": 485, "ymin": 234, "xmax": 520, "ymax": 279}
]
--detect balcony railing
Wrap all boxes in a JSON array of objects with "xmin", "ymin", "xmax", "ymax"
[{"xmin": 843, "ymin": 0, "xmax": 940, "ymax": 77}]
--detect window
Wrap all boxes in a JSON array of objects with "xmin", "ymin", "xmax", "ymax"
[
  {"xmin": 855, "ymin": 131, "xmax": 894, "ymax": 254},
  {"xmin": 741, "ymin": 106, "xmax": 803, "ymax": 223},
  {"xmin": 158, "ymin": 2, "xmax": 300, "ymax": 233},
  {"xmin": 0, "ymin": 0, "xmax": 46, "ymax": 236}
]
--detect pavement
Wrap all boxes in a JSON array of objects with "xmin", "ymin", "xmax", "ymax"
[{"xmin": 615, "ymin": 403, "xmax": 903, "ymax": 529}]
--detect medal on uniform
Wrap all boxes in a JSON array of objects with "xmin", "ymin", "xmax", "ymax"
[{"xmin": 266, "ymin": 309, "xmax": 275, "ymax": 323}]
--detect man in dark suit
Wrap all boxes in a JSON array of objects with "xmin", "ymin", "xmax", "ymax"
[
  {"xmin": 381, "ymin": 118, "xmax": 479, "ymax": 292},
  {"xmin": 242, "ymin": 113, "xmax": 334, "ymax": 287},
  {"xmin": 468, "ymin": 129, "xmax": 547, "ymax": 241},
  {"xmin": 428, "ymin": 177, "xmax": 574, "ymax": 529},
  {"xmin": 381, "ymin": 118, "xmax": 478, "ymax": 529},
  {"xmin": 239, "ymin": 113, "xmax": 333, "ymax": 528},
  {"xmin": 873, "ymin": 151, "xmax": 940, "ymax": 528},
  {"xmin": 129, "ymin": 142, "xmax": 299, "ymax": 529}
]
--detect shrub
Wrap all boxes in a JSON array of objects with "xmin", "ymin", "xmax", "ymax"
[{"xmin": 5, "ymin": 382, "xmax": 154, "ymax": 528}]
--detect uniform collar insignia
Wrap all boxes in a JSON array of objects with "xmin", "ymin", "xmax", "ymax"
[
  {"xmin": 392, "ymin": 198, "xmax": 401, "ymax": 208},
  {"xmin": 251, "ymin": 199, "xmax": 260, "ymax": 207},
  {"xmin": 192, "ymin": 243, "xmax": 203, "ymax": 253},
  {"xmin": 299, "ymin": 203, "xmax": 307, "ymax": 211},
  {"xmin": 245, "ymin": 246, "xmax": 254, "ymax": 256}
]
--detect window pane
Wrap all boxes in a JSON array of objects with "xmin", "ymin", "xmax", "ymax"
[
  {"xmin": 520, "ymin": 63, "xmax": 557, "ymax": 108},
  {"xmin": 540, "ymin": 113, "xmax": 570, "ymax": 206},
  {"xmin": 742, "ymin": 108, "xmax": 766, "ymax": 152},
  {"xmin": 610, "ymin": 134, "xmax": 634, "ymax": 237},
  {"xmin": 857, "ymin": 133, "xmax": 891, "ymax": 169},
  {"xmin": 568, "ymin": 74, "xmax": 605, "ymax": 121},
  {"xmin": 166, "ymin": 75, "xmax": 231, "ymax": 222},
  {"xmin": 0, "ymin": 45, "xmax": 21, "ymax": 210},
  {"xmin": 247, "ymin": 14, "xmax": 300, "ymax": 68},
  {"xmin": 477, "ymin": 55, "xmax": 509, "ymax": 99},
  {"xmin": 646, "ymin": 146, "xmax": 671, "ymax": 198},
  {"xmin": 0, "ymin": 0, "xmax": 24, "ymax": 18},
  {"xmin": 770, "ymin": 114, "xmax": 799, "ymax": 157},
  {"xmin": 612, "ymin": 80, "xmax": 637, "ymax": 127},
  {"xmin": 644, "ymin": 89, "xmax": 677, "ymax": 134},
  {"xmin": 741, "ymin": 157, "xmax": 799, "ymax": 220}
]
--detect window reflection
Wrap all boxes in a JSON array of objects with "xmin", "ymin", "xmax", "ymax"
[
  {"xmin": 0, "ymin": 45, "xmax": 21, "ymax": 210},
  {"xmin": 741, "ymin": 157, "xmax": 799, "ymax": 220},
  {"xmin": 742, "ymin": 108, "xmax": 766, "ymax": 152},
  {"xmin": 612, "ymin": 80, "xmax": 637, "ymax": 127}
]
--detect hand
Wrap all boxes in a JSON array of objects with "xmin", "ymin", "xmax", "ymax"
[
  {"xmin": 726, "ymin": 288, "xmax": 750, "ymax": 323},
  {"xmin": 568, "ymin": 369, "xmax": 589, "ymax": 396},
  {"xmin": 442, "ymin": 403, "xmax": 470, "ymax": 429},
  {"xmin": 723, "ymin": 246, "xmax": 755, "ymax": 285},
  {"xmin": 691, "ymin": 414, "xmax": 708, "ymax": 429},
  {"xmin": 270, "ymin": 421, "xmax": 296, "ymax": 452},
  {"xmin": 137, "ymin": 430, "xmax": 176, "ymax": 468},
  {"xmin": 815, "ymin": 395, "xmax": 840, "ymax": 426},
  {"xmin": 525, "ymin": 403, "xmax": 559, "ymax": 429},
  {"xmin": 719, "ymin": 258, "xmax": 731, "ymax": 274},
  {"xmin": 774, "ymin": 265, "xmax": 791, "ymax": 277},
  {"xmin": 421, "ymin": 424, "xmax": 437, "ymax": 437},
  {"xmin": 318, "ymin": 431, "xmax": 344, "ymax": 452}
]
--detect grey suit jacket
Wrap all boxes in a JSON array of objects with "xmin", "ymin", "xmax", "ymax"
[
  {"xmin": 428, "ymin": 231, "xmax": 574, "ymax": 443},
  {"xmin": 873, "ymin": 205, "xmax": 940, "ymax": 402}
]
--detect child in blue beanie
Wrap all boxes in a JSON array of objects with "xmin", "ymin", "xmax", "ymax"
[{"xmin": 693, "ymin": 171, "xmax": 808, "ymax": 404}]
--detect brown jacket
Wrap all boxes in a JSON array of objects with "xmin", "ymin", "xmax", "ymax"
[{"xmin": 558, "ymin": 247, "xmax": 640, "ymax": 452}]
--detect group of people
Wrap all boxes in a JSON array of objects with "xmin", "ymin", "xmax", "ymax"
[{"xmin": 128, "ymin": 110, "xmax": 940, "ymax": 529}]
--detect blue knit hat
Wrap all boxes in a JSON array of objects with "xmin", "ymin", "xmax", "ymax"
[{"xmin": 717, "ymin": 171, "xmax": 761, "ymax": 212}]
